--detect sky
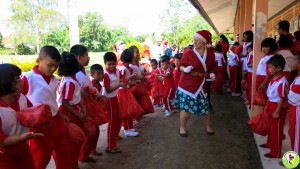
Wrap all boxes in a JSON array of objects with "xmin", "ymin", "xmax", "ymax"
[{"xmin": 0, "ymin": 0, "xmax": 197, "ymax": 37}]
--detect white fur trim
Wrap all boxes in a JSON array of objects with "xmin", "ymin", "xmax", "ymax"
[{"xmin": 194, "ymin": 33, "xmax": 207, "ymax": 43}]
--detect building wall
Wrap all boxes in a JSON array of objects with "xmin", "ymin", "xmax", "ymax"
[{"xmin": 267, "ymin": 2, "xmax": 300, "ymax": 38}]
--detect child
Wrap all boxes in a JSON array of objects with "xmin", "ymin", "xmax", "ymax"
[
  {"xmin": 212, "ymin": 44, "xmax": 225, "ymax": 94},
  {"xmin": 57, "ymin": 52, "xmax": 86, "ymax": 168},
  {"xmin": 90, "ymin": 64, "xmax": 105, "ymax": 155},
  {"xmin": 228, "ymin": 42, "xmax": 241, "ymax": 96},
  {"xmin": 256, "ymin": 38, "xmax": 278, "ymax": 102},
  {"xmin": 119, "ymin": 49, "xmax": 139, "ymax": 137},
  {"xmin": 149, "ymin": 59, "xmax": 163, "ymax": 106},
  {"xmin": 172, "ymin": 53, "xmax": 182, "ymax": 98},
  {"xmin": 70, "ymin": 44, "xmax": 99, "ymax": 162},
  {"xmin": 22, "ymin": 46, "xmax": 72, "ymax": 169},
  {"xmin": 102, "ymin": 52, "xmax": 126, "ymax": 153},
  {"xmin": 156, "ymin": 57, "xmax": 174, "ymax": 117},
  {"xmin": 260, "ymin": 55, "xmax": 288, "ymax": 158},
  {"xmin": 246, "ymin": 45, "xmax": 253, "ymax": 105},
  {"xmin": 288, "ymin": 51, "xmax": 300, "ymax": 153},
  {"xmin": 0, "ymin": 64, "xmax": 43, "ymax": 169},
  {"xmin": 277, "ymin": 34, "xmax": 294, "ymax": 83}
]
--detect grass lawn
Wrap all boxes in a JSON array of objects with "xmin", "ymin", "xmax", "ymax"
[{"xmin": 0, "ymin": 52, "xmax": 106, "ymax": 73}]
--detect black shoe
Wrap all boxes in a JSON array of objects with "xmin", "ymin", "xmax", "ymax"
[
  {"xmin": 206, "ymin": 131, "xmax": 214, "ymax": 136},
  {"xmin": 259, "ymin": 144, "xmax": 268, "ymax": 148},
  {"xmin": 179, "ymin": 131, "xmax": 188, "ymax": 137},
  {"xmin": 80, "ymin": 157, "xmax": 96, "ymax": 163}
]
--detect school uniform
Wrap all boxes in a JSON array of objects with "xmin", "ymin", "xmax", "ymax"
[
  {"xmin": 162, "ymin": 67, "xmax": 174, "ymax": 112},
  {"xmin": 288, "ymin": 75, "xmax": 300, "ymax": 153},
  {"xmin": 57, "ymin": 75, "xmax": 83, "ymax": 168},
  {"xmin": 265, "ymin": 74, "xmax": 288, "ymax": 158},
  {"xmin": 277, "ymin": 49, "xmax": 294, "ymax": 83},
  {"xmin": 246, "ymin": 51, "xmax": 253, "ymax": 104},
  {"xmin": 241, "ymin": 42, "xmax": 252, "ymax": 56},
  {"xmin": 0, "ymin": 94, "xmax": 35, "ymax": 169},
  {"xmin": 75, "ymin": 68, "xmax": 99, "ymax": 161},
  {"xmin": 119, "ymin": 64, "xmax": 134, "ymax": 130},
  {"xmin": 171, "ymin": 67, "xmax": 181, "ymax": 99},
  {"xmin": 103, "ymin": 68, "xmax": 122, "ymax": 150},
  {"xmin": 22, "ymin": 66, "xmax": 72, "ymax": 169},
  {"xmin": 212, "ymin": 52, "xmax": 225, "ymax": 93},
  {"xmin": 228, "ymin": 49, "xmax": 239, "ymax": 93},
  {"xmin": 91, "ymin": 79, "xmax": 102, "ymax": 153},
  {"xmin": 151, "ymin": 68, "xmax": 163, "ymax": 105},
  {"xmin": 256, "ymin": 54, "xmax": 274, "ymax": 100}
]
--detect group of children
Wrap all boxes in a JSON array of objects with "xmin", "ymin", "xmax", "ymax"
[{"xmin": 0, "ymin": 42, "xmax": 185, "ymax": 168}]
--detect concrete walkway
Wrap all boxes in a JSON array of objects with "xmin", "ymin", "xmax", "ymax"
[{"xmin": 47, "ymin": 93, "xmax": 262, "ymax": 169}]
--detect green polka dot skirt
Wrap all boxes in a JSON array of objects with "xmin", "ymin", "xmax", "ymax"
[{"xmin": 173, "ymin": 89, "xmax": 211, "ymax": 116}]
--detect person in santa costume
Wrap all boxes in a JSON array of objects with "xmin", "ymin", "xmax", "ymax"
[{"xmin": 174, "ymin": 30, "xmax": 216, "ymax": 137}]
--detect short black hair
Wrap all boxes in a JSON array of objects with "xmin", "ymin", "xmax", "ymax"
[
  {"xmin": 161, "ymin": 58, "xmax": 170, "ymax": 64},
  {"xmin": 129, "ymin": 45, "xmax": 138, "ymax": 52},
  {"xmin": 261, "ymin": 38, "xmax": 278, "ymax": 53},
  {"xmin": 233, "ymin": 42, "xmax": 240, "ymax": 45},
  {"xmin": 39, "ymin": 46, "xmax": 61, "ymax": 62},
  {"xmin": 174, "ymin": 53, "xmax": 182, "ymax": 60},
  {"xmin": 58, "ymin": 52, "xmax": 80, "ymax": 76},
  {"xmin": 0, "ymin": 64, "xmax": 21, "ymax": 96},
  {"xmin": 294, "ymin": 31, "xmax": 300, "ymax": 41},
  {"xmin": 170, "ymin": 63, "xmax": 176, "ymax": 69},
  {"xmin": 160, "ymin": 55, "xmax": 170, "ymax": 61},
  {"xmin": 278, "ymin": 20, "xmax": 290, "ymax": 32},
  {"xmin": 70, "ymin": 44, "xmax": 88, "ymax": 58},
  {"xmin": 219, "ymin": 34, "xmax": 228, "ymax": 42},
  {"xmin": 150, "ymin": 59, "xmax": 158, "ymax": 65},
  {"xmin": 215, "ymin": 44, "xmax": 223, "ymax": 52},
  {"xmin": 279, "ymin": 34, "xmax": 293, "ymax": 48},
  {"xmin": 243, "ymin": 31, "xmax": 254, "ymax": 42},
  {"xmin": 90, "ymin": 64, "xmax": 103, "ymax": 75},
  {"xmin": 267, "ymin": 54, "xmax": 285, "ymax": 70},
  {"xmin": 121, "ymin": 49, "xmax": 134, "ymax": 63},
  {"xmin": 104, "ymin": 52, "xmax": 117, "ymax": 63}
]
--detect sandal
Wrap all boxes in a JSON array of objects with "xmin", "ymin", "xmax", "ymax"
[
  {"xmin": 91, "ymin": 151, "xmax": 103, "ymax": 156},
  {"xmin": 105, "ymin": 148, "xmax": 122, "ymax": 154},
  {"xmin": 80, "ymin": 157, "xmax": 96, "ymax": 163}
]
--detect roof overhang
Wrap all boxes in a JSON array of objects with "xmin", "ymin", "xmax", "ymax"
[{"xmin": 189, "ymin": 0, "xmax": 297, "ymax": 34}]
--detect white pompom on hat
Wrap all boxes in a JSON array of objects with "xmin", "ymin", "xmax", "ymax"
[{"xmin": 194, "ymin": 30, "xmax": 212, "ymax": 45}]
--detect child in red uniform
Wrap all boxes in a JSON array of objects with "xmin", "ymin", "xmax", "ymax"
[
  {"xmin": 119, "ymin": 49, "xmax": 140, "ymax": 137},
  {"xmin": 260, "ymin": 55, "xmax": 289, "ymax": 158},
  {"xmin": 57, "ymin": 52, "xmax": 86, "ymax": 168},
  {"xmin": 22, "ymin": 46, "xmax": 72, "ymax": 169},
  {"xmin": 172, "ymin": 53, "xmax": 182, "ymax": 98},
  {"xmin": 255, "ymin": 38, "xmax": 278, "ymax": 103},
  {"xmin": 156, "ymin": 57, "xmax": 174, "ymax": 117},
  {"xmin": 288, "ymin": 52, "xmax": 300, "ymax": 153},
  {"xmin": 228, "ymin": 42, "xmax": 241, "ymax": 96},
  {"xmin": 149, "ymin": 59, "xmax": 163, "ymax": 106},
  {"xmin": 0, "ymin": 64, "xmax": 43, "ymax": 169},
  {"xmin": 71, "ymin": 45, "xmax": 100, "ymax": 162},
  {"xmin": 90, "ymin": 64, "xmax": 105, "ymax": 155},
  {"xmin": 245, "ymin": 45, "xmax": 253, "ymax": 106},
  {"xmin": 103, "ymin": 52, "xmax": 126, "ymax": 153},
  {"xmin": 212, "ymin": 44, "xmax": 225, "ymax": 94}
]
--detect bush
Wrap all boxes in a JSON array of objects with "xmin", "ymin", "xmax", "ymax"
[
  {"xmin": 16, "ymin": 43, "xmax": 35, "ymax": 55},
  {"xmin": 11, "ymin": 58, "xmax": 36, "ymax": 72},
  {"xmin": 126, "ymin": 41, "xmax": 142, "ymax": 54}
]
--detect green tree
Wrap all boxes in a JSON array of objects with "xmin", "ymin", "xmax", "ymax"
[
  {"xmin": 0, "ymin": 32, "xmax": 4, "ymax": 48},
  {"xmin": 7, "ymin": 0, "xmax": 66, "ymax": 53},
  {"xmin": 41, "ymin": 27, "xmax": 70, "ymax": 53},
  {"xmin": 79, "ymin": 12, "xmax": 113, "ymax": 52}
]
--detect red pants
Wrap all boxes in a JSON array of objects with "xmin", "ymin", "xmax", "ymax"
[
  {"xmin": 163, "ymin": 86, "xmax": 173, "ymax": 112},
  {"xmin": 30, "ymin": 114, "xmax": 72, "ymax": 169},
  {"xmin": 265, "ymin": 102, "xmax": 287, "ymax": 157},
  {"xmin": 0, "ymin": 142, "xmax": 35, "ymax": 169},
  {"xmin": 229, "ymin": 66, "xmax": 238, "ymax": 92},
  {"xmin": 106, "ymin": 96, "xmax": 122, "ymax": 149},
  {"xmin": 91, "ymin": 126, "xmax": 100, "ymax": 153},
  {"xmin": 247, "ymin": 72, "xmax": 253, "ymax": 104},
  {"xmin": 212, "ymin": 67, "xmax": 224, "ymax": 94},
  {"xmin": 78, "ymin": 128, "xmax": 99, "ymax": 161},
  {"xmin": 153, "ymin": 98, "xmax": 162, "ymax": 105},
  {"xmin": 289, "ymin": 105, "xmax": 300, "ymax": 153},
  {"xmin": 122, "ymin": 119, "xmax": 133, "ymax": 130},
  {"xmin": 60, "ymin": 105, "xmax": 84, "ymax": 166},
  {"xmin": 134, "ymin": 95, "xmax": 144, "ymax": 121}
]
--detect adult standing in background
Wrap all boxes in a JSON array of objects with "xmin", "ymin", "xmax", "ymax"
[{"xmin": 174, "ymin": 30, "xmax": 216, "ymax": 137}]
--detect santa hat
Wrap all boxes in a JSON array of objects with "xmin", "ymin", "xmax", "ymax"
[{"xmin": 194, "ymin": 30, "xmax": 212, "ymax": 45}]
